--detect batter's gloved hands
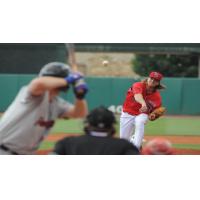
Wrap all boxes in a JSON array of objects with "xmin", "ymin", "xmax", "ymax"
[
  {"xmin": 73, "ymin": 78, "xmax": 89, "ymax": 100},
  {"xmin": 65, "ymin": 72, "xmax": 83, "ymax": 85}
]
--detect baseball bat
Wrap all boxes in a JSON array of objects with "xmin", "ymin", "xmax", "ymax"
[
  {"xmin": 66, "ymin": 43, "xmax": 85, "ymax": 95},
  {"xmin": 66, "ymin": 43, "xmax": 78, "ymax": 72}
]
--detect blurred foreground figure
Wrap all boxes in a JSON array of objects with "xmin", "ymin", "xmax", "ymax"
[
  {"xmin": 142, "ymin": 138, "xmax": 175, "ymax": 155},
  {"xmin": 0, "ymin": 62, "xmax": 88, "ymax": 155}
]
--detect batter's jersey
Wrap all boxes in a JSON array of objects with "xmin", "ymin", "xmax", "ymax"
[
  {"xmin": 0, "ymin": 86, "xmax": 73, "ymax": 154},
  {"xmin": 123, "ymin": 82, "xmax": 162, "ymax": 116},
  {"xmin": 53, "ymin": 134, "xmax": 140, "ymax": 155}
]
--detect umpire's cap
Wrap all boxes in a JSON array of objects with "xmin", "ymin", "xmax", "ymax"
[
  {"xmin": 85, "ymin": 106, "xmax": 116, "ymax": 129},
  {"xmin": 39, "ymin": 62, "xmax": 71, "ymax": 78}
]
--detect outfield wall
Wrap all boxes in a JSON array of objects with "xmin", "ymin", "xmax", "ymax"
[{"xmin": 0, "ymin": 74, "xmax": 200, "ymax": 115}]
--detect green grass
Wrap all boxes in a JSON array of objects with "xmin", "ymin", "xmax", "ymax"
[
  {"xmin": 38, "ymin": 116, "xmax": 200, "ymax": 151},
  {"xmin": 145, "ymin": 117, "xmax": 200, "ymax": 136},
  {"xmin": 50, "ymin": 116, "xmax": 200, "ymax": 136},
  {"xmin": 50, "ymin": 118, "xmax": 84, "ymax": 134},
  {"xmin": 173, "ymin": 144, "xmax": 200, "ymax": 150},
  {"xmin": 39, "ymin": 141, "xmax": 55, "ymax": 150},
  {"xmin": 1, "ymin": 115, "xmax": 199, "ymax": 136},
  {"xmin": 1, "ymin": 115, "xmax": 200, "ymax": 151}
]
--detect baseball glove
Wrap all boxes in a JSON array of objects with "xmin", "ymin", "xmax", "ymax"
[{"xmin": 148, "ymin": 107, "xmax": 166, "ymax": 121}]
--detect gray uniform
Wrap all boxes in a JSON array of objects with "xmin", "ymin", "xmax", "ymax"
[{"xmin": 0, "ymin": 86, "xmax": 73, "ymax": 155}]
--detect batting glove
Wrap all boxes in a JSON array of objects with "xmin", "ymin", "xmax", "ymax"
[
  {"xmin": 73, "ymin": 79, "xmax": 89, "ymax": 100},
  {"xmin": 65, "ymin": 72, "xmax": 83, "ymax": 85}
]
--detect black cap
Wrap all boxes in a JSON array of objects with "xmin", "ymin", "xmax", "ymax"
[{"xmin": 86, "ymin": 106, "xmax": 116, "ymax": 129}]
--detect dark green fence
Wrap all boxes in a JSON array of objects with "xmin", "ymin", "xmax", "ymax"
[
  {"xmin": 0, "ymin": 44, "xmax": 66, "ymax": 74},
  {"xmin": 0, "ymin": 74, "xmax": 200, "ymax": 115}
]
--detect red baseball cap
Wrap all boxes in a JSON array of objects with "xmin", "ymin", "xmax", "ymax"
[{"xmin": 149, "ymin": 71, "xmax": 163, "ymax": 81}]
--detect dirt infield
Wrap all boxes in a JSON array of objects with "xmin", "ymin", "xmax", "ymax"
[{"xmin": 37, "ymin": 133, "xmax": 200, "ymax": 155}]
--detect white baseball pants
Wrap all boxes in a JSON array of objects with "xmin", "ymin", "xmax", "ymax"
[{"xmin": 120, "ymin": 111, "xmax": 148, "ymax": 149}]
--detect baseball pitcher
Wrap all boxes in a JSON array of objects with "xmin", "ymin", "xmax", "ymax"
[
  {"xmin": 120, "ymin": 71, "xmax": 166, "ymax": 150},
  {"xmin": 0, "ymin": 62, "xmax": 88, "ymax": 155}
]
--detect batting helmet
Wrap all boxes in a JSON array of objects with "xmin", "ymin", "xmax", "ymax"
[
  {"xmin": 39, "ymin": 62, "xmax": 71, "ymax": 78},
  {"xmin": 84, "ymin": 106, "xmax": 116, "ymax": 135},
  {"xmin": 142, "ymin": 138, "xmax": 174, "ymax": 155}
]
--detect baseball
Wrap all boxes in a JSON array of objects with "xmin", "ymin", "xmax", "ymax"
[{"xmin": 102, "ymin": 60, "xmax": 109, "ymax": 66}]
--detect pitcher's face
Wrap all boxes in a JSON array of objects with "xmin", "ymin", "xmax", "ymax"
[{"xmin": 147, "ymin": 77, "xmax": 160, "ymax": 88}]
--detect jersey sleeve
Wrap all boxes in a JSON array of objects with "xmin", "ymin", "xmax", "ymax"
[
  {"xmin": 56, "ymin": 97, "xmax": 74, "ymax": 117},
  {"xmin": 132, "ymin": 82, "xmax": 143, "ymax": 94},
  {"xmin": 19, "ymin": 86, "xmax": 45, "ymax": 104}
]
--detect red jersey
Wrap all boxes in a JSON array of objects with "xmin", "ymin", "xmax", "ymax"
[{"xmin": 122, "ymin": 82, "xmax": 162, "ymax": 116}]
